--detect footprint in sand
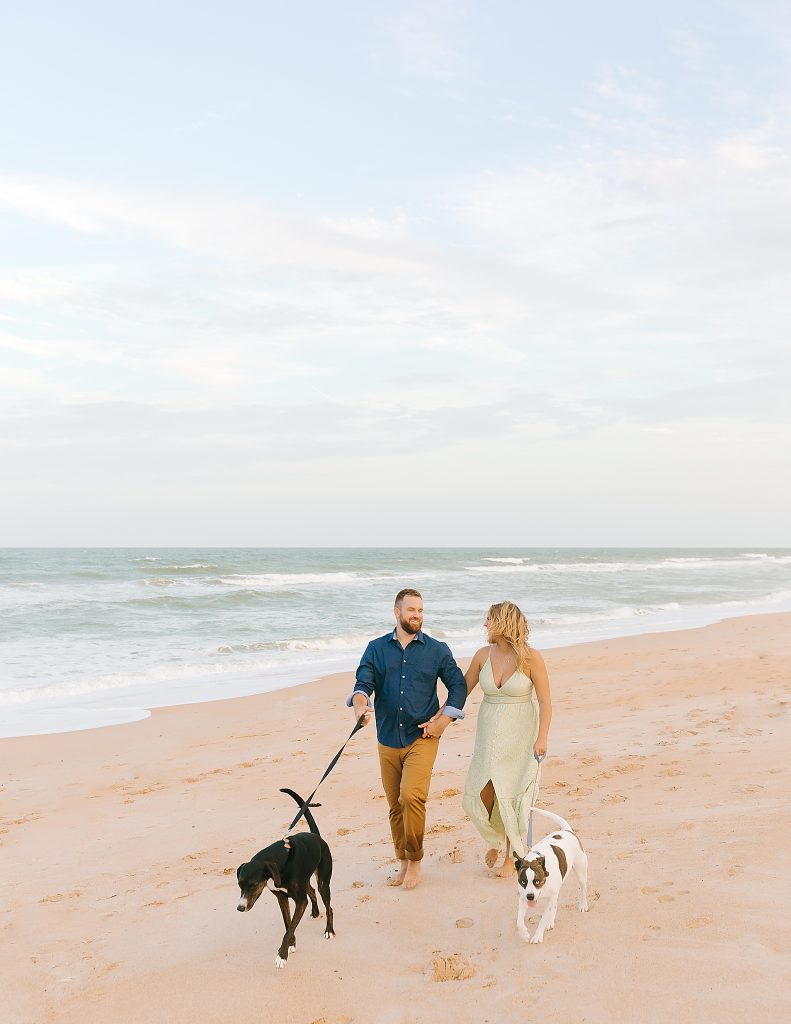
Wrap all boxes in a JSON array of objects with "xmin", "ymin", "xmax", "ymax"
[
  {"xmin": 602, "ymin": 793, "xmax": 628, "ymax": 804},
  {"xmin": 686, "ymin": 915, "xmax": 716, "ymax": 929},
  {"xmin": 657, "ymin": 894, "xmax": 675, "ymax": 903},
  {"xmin": 429, "ymin": 955, "xmax": 475, "ymax": 982},
  {"xmin": 337, "ymin": 827, "xmax": 354, "ymax": 836},
  {"xmin": 427, "ymin": 823, "xmax": 456, "ymax": 834},
  {"xmin": 39, "ymin": 890, "xmax": 81, "ymax": 903},
  {"xmin": 726, "ymin": 864, "xmax": 744, "ymax": 877},
  {"xmin": 437, "ymin": 788, "xmax": 462, "ymax": 798}
]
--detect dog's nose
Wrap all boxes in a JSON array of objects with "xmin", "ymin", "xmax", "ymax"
[
  {"xmin": 526, "ymin": 894, "xmax": 535, "ymax": 901},
  {"xmin": 237, "ymin": 903, "xmax": 246, "ymax": 912}
]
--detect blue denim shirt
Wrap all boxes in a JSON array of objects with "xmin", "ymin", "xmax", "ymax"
[{"xmin": 347, "ymin": 629, "xmax": 467, "ymax": 748}]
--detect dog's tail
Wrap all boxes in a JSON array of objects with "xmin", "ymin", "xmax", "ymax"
[
  {"xmin": 526, "ymin": 807, "xmax": 573, "ymax": 833},
  {"xmin": 280, "ymin": 788, "xmax": 322, "ymax": 837}
]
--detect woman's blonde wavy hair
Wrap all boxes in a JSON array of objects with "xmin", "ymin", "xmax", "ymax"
[{"xmin": 486, "ymin": 601, "xmax": 531, "ymax": 674}]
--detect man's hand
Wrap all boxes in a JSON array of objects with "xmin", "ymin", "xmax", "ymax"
[
  {"xmin": 418, "ymin": 712, "xmax": 451, "ymax": 739},
  {"xmin": 352, "ymin": 694, "xmax": 373, "ymax": 726}
]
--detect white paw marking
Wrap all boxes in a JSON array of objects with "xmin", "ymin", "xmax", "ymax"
[
  {"xmin": 529, "ymin": 933, "xmax": 544, "ymax": 944},
  {"xmin": 275, "ymin": 956, "xmax": 286, "ymax": 969},
  {"xmin": 324, "ymin": 930, "xmax": 335, "ymax": 940}
]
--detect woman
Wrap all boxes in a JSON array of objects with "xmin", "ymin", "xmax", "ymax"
[{"xmin": 461, "ymin": 601, "xmax": 552, "ymax": 877}]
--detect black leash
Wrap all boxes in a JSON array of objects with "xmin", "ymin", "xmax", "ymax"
[{"xmin": 283, "ymin": 714, "xmax": 368, "ymax": 838}]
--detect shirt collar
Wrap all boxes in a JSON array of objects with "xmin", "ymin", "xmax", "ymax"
[{"xmin": 389, "ymin": 627, "xmax": 425, "ymax": 644}]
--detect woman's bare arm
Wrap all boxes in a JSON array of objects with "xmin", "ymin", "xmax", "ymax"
[{"xmin": 465, "ymin": 647, "xmax": 487, "ymax": 695}]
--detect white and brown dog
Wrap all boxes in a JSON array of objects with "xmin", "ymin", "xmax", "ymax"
[{"xmin": 513, "ymin": 808, "xmax": 589, "ymax": 944}]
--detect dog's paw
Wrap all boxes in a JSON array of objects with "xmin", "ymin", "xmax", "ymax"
[
  {"xmin": 275, "ymin": 955, "xmax": 287, "ymax": 969},
  {"xmin": 529, "ymin": 932, "xmax": 545, "ymax": 944},
  {"xmin": 324, "ymin": 929, "xmax": 335, "ymax": 940},
  {"xmin": 580, "ymin": 902, "xmax": 589, "ymax": 913},
  {"xmin": 517, "ymin": 928, "xmax": 531, "ymax": 943}
]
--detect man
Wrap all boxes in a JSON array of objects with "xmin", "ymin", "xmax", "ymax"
[{"xmin": 348, "ymin": 589, "xmax": 467, "ymax": 890}]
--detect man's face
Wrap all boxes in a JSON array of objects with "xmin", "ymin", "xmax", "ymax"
[{"xmin": 395, "ymin": 597, "xmax": 423, "ymax": 635}]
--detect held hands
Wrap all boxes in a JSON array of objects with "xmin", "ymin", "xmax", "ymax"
[{"xmin": 418, "ymin": 710, "xmax": 450, "ymax": 739}]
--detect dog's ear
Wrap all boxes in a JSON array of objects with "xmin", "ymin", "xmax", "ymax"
[
  {"xmin": 263, "ymin": 861, "xmax": 282, "ymax": 888},
  {"xmin": 236, "ymin": 863, "xmax": 244, "ymax": 883},
  {"xmin": 513, "ymin": 854, "xmax": 524, "ymax": 870}
]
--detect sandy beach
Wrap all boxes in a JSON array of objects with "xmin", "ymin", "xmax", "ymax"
[{"xmin": 3, "ymin": 612, "xmax": 790, "ymax": 1024}]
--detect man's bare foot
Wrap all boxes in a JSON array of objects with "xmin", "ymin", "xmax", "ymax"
[
  {"xmin": 387, "ymin": 860, "xmax": 407, "ymax": 887},
  {"xmin": 484, "ymin": 847, "xmax": 500, "ymax": 869},
  {"xmin": 403, "ymin": 860, "xmax": 421, "ymax": 890},
  {"xmin": 496, "ymin": 856, "xmax": 516, "ymax": 878}
]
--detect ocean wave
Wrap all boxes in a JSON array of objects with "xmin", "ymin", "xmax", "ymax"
[
  {"xmin": 154, "ymin": 563, "xmax": 219, "ymax": 572},
  {"xmin": 466, "ymin": 555, "xmax": 790, "ymax": 575},
  {"xmin": 739, "ymin": 553, "xmax": 791, "ymax": 564},
  {"xmin": 218, "ymin": 632, "xmax": 375, "ymax": 655},
  {"xmin": 218, "ymin": 572, "xmax": 361, "ymax": 587},
  {"xmin": 544, "ymin": 603, "xmax": 682, "ymax": 626}
]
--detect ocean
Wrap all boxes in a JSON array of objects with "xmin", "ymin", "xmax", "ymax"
[{"xmin": 1, "ymin": 547, "xmax": 790, "ymax": 738}]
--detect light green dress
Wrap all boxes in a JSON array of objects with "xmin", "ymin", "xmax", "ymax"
[{"xmin": 462, "ymin": 649, "xmax": 540, "ymax": 859}]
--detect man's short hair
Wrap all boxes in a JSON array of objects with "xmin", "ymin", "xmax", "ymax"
[{"xmin": 395, "ymin": 588, "xmax": 422, "ymax": 608}]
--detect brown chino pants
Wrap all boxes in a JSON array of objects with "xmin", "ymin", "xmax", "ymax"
[{"xmin": 378, "ymin": 737, "xmax": 439, "ymax": 862}]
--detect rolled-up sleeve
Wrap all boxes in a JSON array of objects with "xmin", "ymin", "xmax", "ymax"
[
  {"xmin": 346, "ymin": 641, "xmax": 375, "ymax": 707},
  {"xmin": 438, "ymin": 644, "xmax": 467, "ymax": 719}
]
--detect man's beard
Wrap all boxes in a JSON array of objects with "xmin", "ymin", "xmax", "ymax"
[{"xmin": 399, "ymin": 615, "xmax": 422, "ymax": 635}]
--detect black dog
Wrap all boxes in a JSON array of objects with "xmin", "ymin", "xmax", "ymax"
[{"xmin": 236, "ymin": 788, "xmax": 335, "ymax": 968}]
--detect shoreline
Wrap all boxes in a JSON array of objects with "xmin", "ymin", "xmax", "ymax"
[
  {"xmin": 4, "ymin": 611, "xmax": 790, "ymax": 1024},
  {"xmin": 6, "ymin": 602, "xmax": 791, "ymax": 741}
]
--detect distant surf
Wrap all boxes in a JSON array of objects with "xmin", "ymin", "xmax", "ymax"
[{"xmin": 1, "ymin": 547, "xmax": 789, "ymax": 737}]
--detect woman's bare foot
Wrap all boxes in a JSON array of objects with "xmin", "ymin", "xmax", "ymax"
[
  {"xmin": 387, "ymin": 860, "xmax": 408, "ymax": 886},
  {"xmin": 484, "ymin": 847, "xmax": 500, "ymax": 869},
  {"xmin": 403, "ymin": 860, "xmax": 422, "ymax": 890},
  {"xmin": 496, "ymin": 855, "xmax": 516, "ymax": 878}
]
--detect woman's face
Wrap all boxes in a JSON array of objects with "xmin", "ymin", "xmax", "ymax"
[{"xmin": 484, "ymin": 615, "xmax": 493, "ymax": 642}]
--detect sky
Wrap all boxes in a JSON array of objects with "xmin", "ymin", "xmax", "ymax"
[{"xmin": 1, "ymin": 0, "xmax": 789, "ymax": 546}]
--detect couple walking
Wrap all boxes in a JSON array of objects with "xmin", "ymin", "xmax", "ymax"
[{"xmin": 348, "ymin": 588, "xmax": 552, "ymax": 889}]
